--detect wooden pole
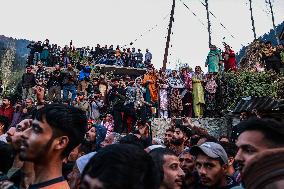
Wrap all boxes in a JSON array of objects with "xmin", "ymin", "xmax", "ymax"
[
  {"xmin": 268, "ymin": 0, "xmax": 280, "ymax": 45},
  {"xmin": 162, "ymin": 0, "xmax": 176, "ymax": 71},
  {"xmin": 205, "ymin": 0, "xmax": 212, "ymax": 47},
  {"xmin": 249, "ymin": 0, "xmax": 257, "ymax": 40}
]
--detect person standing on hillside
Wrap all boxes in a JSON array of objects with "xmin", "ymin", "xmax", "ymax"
[
  {"xmin": 35, "ymin": 61, "xmax": 50, "ymax": 88},
  {"xmin": 47, "ymin": 64, "xmax": 63, "ymax": 102},
  {"xmin": 222, "ymin": 45, "xmax": 237, "ymax": 72},
  {"xmin": 143, "ymin": 66, "xmax": 158, "ymax": 107},
  {"xmin": 145, "ymin": 48, "xmax": 152, "ymax": 65},
  {"xmin": 262, "ymin": 41, "xmax": 281, "ymax": 73},
  {"xmin": 205, "ymin": 45, "xmax": 222, "ymax": 74},
  {"xmin": 62, "ymin": 63, "xmax": 77, "ymax": 101},
  {"xmin": 107, "ymin": 78, "xmax": 126, "ymax": 133},
  {"xmin": 192, "ymin": 66, "xmax": 205, "ymax": 118},
  {"xmin": 22, "ymin": 65, "xmax": 36, "ymax": 100}
]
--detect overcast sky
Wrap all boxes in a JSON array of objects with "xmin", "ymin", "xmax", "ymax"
[{"xmin": 1, "ymin": 0, "xmax": 283, "ymax": 71}]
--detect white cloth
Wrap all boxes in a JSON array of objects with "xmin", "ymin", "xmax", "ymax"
[{"xmin": 0, "ymin": 134, "xmax": 7, "ymax": 143}]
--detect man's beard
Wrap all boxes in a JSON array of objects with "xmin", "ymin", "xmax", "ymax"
[
  {"xmin": 171, "ymin": 138, "xmax": 184, "ymax": 146},
  {"xmin": 164, "ymin": 140, "xmax": 170, "ymax": 147},
  {"xmin": 19, "ymin": 135, "xmax": 55, "ymax": 163}
]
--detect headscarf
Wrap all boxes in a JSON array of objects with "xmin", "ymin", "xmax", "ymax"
[{"xmin": 94, "ymin": 124, "xmax": 107, "ymax": 150}]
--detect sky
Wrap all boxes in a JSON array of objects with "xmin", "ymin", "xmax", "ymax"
[{"xmin": 1, "ymin": 0, "xmax": 283, "ymax": 71}]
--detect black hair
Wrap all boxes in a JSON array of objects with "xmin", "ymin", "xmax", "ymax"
[
  {"xmin": 2, "ymin": 96, "xmax": 12, "ymax": 102},
  {"xmin": 35, "ymin": 104, "xmax": 87, "ymax": 158},
  {"xmin": 198, "ymin": 134, "xmax": 218, "ymax": 143},
  {"xmin": 190, "ymin": 135, "xmax": 200, "ymax": 146},
  {"xmin": 219, "ymin": 141, "xmax": 238, "ymax": 158},
  {"xmin": 166, "ymin": 128, "xmax": 174, "ymax": 133},
  {"xmin": 82, "ymin": 144, "xmax": 160, "ymax": 189},
  {"xmin": 0, "ymin": 141, "xmax": 15, "ymax": 173},
  {"xmin": 0, "ymin": 115, "xmax": 10, "ymax": 133},
  {"xmin": 175, "ymin": 124, "xmax": 192, "ymax": 139},
  {"xmin": 179, "ymin": 148, "xmax": 191, "ymax": 156},
  {"xmin": 219, "ymin": 135, "xmax": 229, "ymax": 141},
  {"xmin": 149, "ymin": 147, "xmax": 177, "ymax": 183},
  {"xmin": 119, "ymin": 134, "xmax": 145, "ymax": 149},
  {"xmin": 236, "ymin": 118, "xmax": 284, "ymax": 147},
  {"xmin": 78, "ymin": 143, "xmax": 92, "ymax": 155}
]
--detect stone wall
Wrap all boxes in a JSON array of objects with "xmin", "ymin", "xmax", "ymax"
[{"xmin": 151, "ymin": 117, "xmax": 232, "ymax": 140}]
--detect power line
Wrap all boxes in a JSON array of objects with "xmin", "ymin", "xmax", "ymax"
[
  {"xmin": 121, "ymin": 12, "xmax": 170, "ymax": 48},
  {"xmin": 179, "ymin": 0, "xmax": 207, "ymax": 27},
  {"xmin": 181, "ymin": 0, "xmax": 246, "ymax": 47},
  {"xmin": 198, "ymin": 0, "xmax": 236, "ymax": 39}
]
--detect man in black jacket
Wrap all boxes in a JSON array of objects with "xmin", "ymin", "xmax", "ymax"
[
  {"xmin": 107, "ymin": 78, "xmax": 126, "ymax": 133},
  {"xmin": 21, "ymin": 65, "xmax": 36, "ymax": 100},
  {"xmin": 47, "ymin": 64, "xmax": 63, "ymax": 102}
]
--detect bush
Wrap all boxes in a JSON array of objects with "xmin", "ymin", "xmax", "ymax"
[{"xmin": 221, "ymin": 70, "xmax": 283, "ymax": 112}]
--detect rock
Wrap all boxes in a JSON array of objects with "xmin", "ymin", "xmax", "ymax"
[{"xmin": 151, "ymin": 117, "xmax": 232, "ymax": 140}]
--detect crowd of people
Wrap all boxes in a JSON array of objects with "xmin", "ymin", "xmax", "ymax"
[
  {"xmin": 21, "ymin": 39, "xmax": 284, "ymax": 125},
  {"xmin": 26, "ymin": 39, "xmax": 152, "ymax": 69},
  {"xmin": 0, "ymin": 38, "xmax": 283, "ymax": 189},
  {"xmin": 0, "ymin": 102, "xmax": 283, "ymax": 189},
  {"xmin": 18, "ymin": 60, "xmax": 237, "ymax": 134}
]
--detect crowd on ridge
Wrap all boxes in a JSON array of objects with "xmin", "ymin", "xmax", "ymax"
[
  {"xmin": 0, "ymin": 38, "xmax": 283, "ymax": 189},
  {"xmin": 26, "ymin": 39, "xmax": 152, "ymax": 69}
]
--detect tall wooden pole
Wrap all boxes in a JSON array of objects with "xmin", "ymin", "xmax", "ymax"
[
  {"xmin": 249, "ymin": 0, "xmax": 257, "ymax": 40},
  {"xmin": 268, "ymin": 0, "xmax": 280, "ymax": 45},
  {"xmin": 205, "ymin": 0, "xmax": 212, "ymax": 47},
  {"xmin": 162, "ymin": 0, "xmax": 176, "ymax": 71}
]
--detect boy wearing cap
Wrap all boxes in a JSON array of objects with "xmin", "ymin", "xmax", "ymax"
[{"xmin": 190, "ymin": 142, "xmax": 238, "ymax": 189}]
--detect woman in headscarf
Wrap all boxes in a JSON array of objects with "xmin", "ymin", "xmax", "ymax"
[
  {"xmin": 142, "ymin": 66, "xmax": 158, "ymax": 105},
  {"xmin": 192, "ymin": 66, "xmax": 205, "ymax": 118},
  {"xmin": 205, "ymin": 45, "xmax": 222, "ymax": 74}
]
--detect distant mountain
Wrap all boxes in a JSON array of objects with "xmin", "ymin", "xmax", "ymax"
[
  {"xmin": 0, "ymin": 35, "xmax": 31, "ymax": 71},
  {"xmin": 236, "ymin": 21, "xmax": 284, "ymax": 63}
]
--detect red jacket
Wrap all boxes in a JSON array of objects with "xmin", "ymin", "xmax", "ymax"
[
  {"xmin": 0, "ymin": 105, "xmax": 14, "ymax": 123},
  {"xmin": 223, "ymin": 49, "xmax": 237, "ymax": 72}
]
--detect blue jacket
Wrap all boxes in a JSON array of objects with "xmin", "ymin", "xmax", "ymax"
[{"xmin": 79, "ymin": 66, "xmax": 91, "ymax": 81}]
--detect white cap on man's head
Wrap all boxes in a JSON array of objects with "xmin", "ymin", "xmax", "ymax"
[{"xmin": 190, "ymin": 142, "xmax": 228, "ymax": 164}]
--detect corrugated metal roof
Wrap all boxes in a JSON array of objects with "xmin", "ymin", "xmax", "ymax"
[{"xmin": 233, "ymin": 96, "xmax": 282, "ymax": 113}]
